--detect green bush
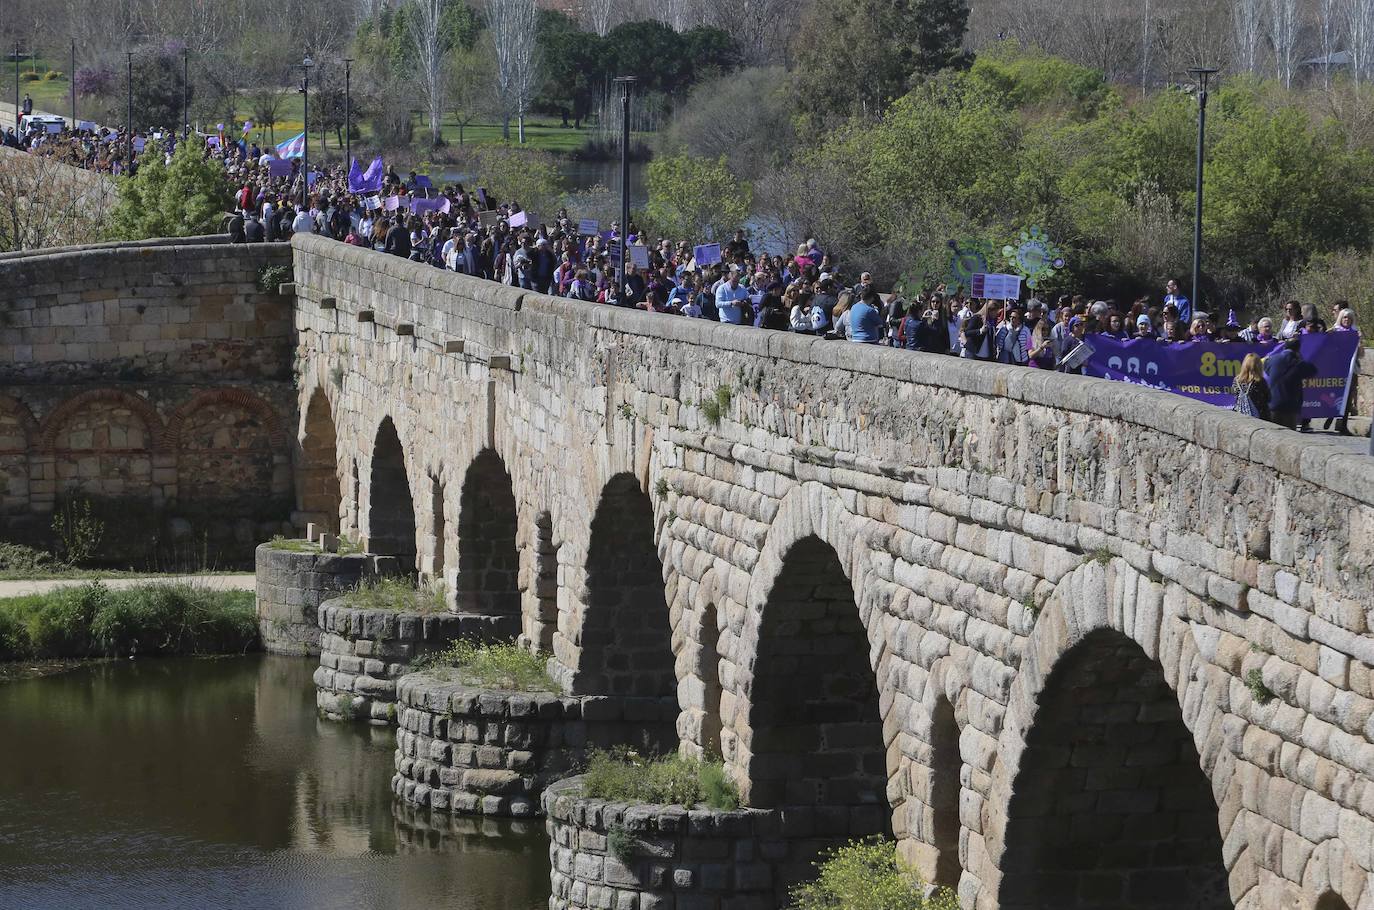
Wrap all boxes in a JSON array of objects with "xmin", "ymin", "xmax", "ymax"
[
  {"xmin": 416, "ymin": 640, "xmax": 557, "ymax": 691},
  {"xmin": 19, "ymin": 71, "xmax": 41, "ymax": 82},
  {"xmin": 789, "ymin": 838, "xmax": 958, "ymax": 910},
  {"xmin": 0, "ymin": 542, "xmax": 67, "ymax": 575},
  {"xmin": 581, "ymin": 748, "xmax": 740, "ymax": 810},
  {"xmin": 257, "ymin": 264, "xmax": 294, "ymax": 294},
  {"xmin": 43, "ymin": 70, "xmax": 65, "ymax": 81},
  {"xmin": 0, "ymin": 582, "xmax": 257, "ymax": 660},
  {"xmin": 341, "ymin": 576, "xmax": 449, "ymax": 614}
]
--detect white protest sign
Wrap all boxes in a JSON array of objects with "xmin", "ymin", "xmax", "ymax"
[
  {"xmin": 970, "ymin": 273, "xmax": 1022, "ymax": 300},
  {"xmin": 629, "ymin": 245, "xmax": 650, "ymax": 269}
]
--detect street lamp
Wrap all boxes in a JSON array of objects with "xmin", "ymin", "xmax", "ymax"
[
  {"xmin": 297, "ymin": 55, "xmax": 314, "ymax": 207},
  {"xmin": 344, "ymin": 58, "xmax": 353, "ymax": 168},
  {"xmin": 70, "ymin": 39, "xmax": 76, "ymax": 128},
  {"xmin": 13, "ymin": 39, "xmax": 23, "ymax": 132},
  {"xmin": 1188, "ymin": 66, "xmax": 1219, "ymax": 317},
  {"xmin": 182, "ymin": 47, "xmax": 189, "ymax": 138},
  {"xmin": 612, "ymin": 75, "xmax": 636, "ymax": 297},
  {"xmin": 126, "ymin": 49, "xmax": 134, "ymax": 172}
]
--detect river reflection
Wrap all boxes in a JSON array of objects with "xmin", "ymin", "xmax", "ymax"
[{"xmin": 0, "ymin": 655, "xmax": 549, "ymax": 910}]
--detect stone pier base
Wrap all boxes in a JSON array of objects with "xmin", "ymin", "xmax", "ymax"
[
  {"xmin": 314, "ymin": 600, "xmax": 519, "ymax": 724},
  {"xmin": 254, "ymin": 543, "xmax": 372, "ymax": 656},
  {"xmin": 393, "ymin": 674, "xmax": 678, "ymax": 818},
  {"xmin": 542, "ymin": 776, "xmax": 885, "ymax": 910}
]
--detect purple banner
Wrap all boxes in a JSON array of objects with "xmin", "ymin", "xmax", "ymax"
[{"xmin": 1083, "ymin": 333, "xmax": 1361, "ymax": 417}]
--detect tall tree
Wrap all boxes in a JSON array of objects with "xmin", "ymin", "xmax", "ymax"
[
  {"xmin": 1232, "ymin": 0, "xmax": 1264, "ymax": 73},
  {"xmin": 792, "ymin": 0, "xmax": 971, "ymax": 120},
  {"xmin": 1269, "ymin": 0, "xmax": 1298, "ymax": 87},
  {"xmin": 410, "ymin": 0, "xmax": 449, "ymax": 145},
  {"xmin": 1320, "ymin": 0, "xmax": 1342, "ymax": 86},
  {"xmin": 1344, "ymin": 0, "xmax": 1374, "ymax": 83},
  {"xmin": 486, "ymin": 0, "xmax": 540, "ymax": 141}
]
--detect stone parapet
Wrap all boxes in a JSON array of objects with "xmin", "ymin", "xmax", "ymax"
[
  {"xmin": 393, "ymin": 676, "xmax": 678, "ymax": 819},
  {"xmin": 542, "ymin": 776, "xmax": 882, "ymax": 910},
  {"xmin": 314, "ymin": 599, "xmax": 519, "ymax": 724},
  {"xmin": 254, "ymin": 542, "xmax": 373, "ymax": 656}
]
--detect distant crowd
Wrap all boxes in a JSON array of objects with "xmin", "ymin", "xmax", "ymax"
[{"xmin": 4, "ymin": 97, "xmax": 1364, "ymax": 442}]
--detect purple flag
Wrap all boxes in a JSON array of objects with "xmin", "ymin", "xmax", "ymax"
[
  {"xmin": 349, "ymin": 156, "xmax": 384, "ymax": 193},
  {"xmin": 267, "ymin": 158, "xmax": 294, "ymax": 178}
]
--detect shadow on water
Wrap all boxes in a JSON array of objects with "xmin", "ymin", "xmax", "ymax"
[{"xmin": 0, "ymin": 655, "xmax": 550, "ymax": 910}]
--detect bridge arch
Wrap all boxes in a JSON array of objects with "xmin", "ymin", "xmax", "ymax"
[
  {"xmin": 568, "ymin": 472, "xmax": 674, "ymax": 697},
  {"xmin": 985, "ymin": 559, "xmax": 1236, "ymax": 910},
  {"xmin": 298, "ymin": 387, "xmax": 342, "ymax": 534},
  {"xmin": 367, "ymin": 416, "xmax": 417, "ymax": 570},
  {"xmin": 455, "ymin": 448, "xmax": 520, "ymax": 616},
  {"xmin": 0, "ymin": 395, "xmax": 37, "ymax": 512}
]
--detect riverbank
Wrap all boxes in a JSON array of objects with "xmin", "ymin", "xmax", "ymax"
[{"xmin": 0, "ymin": 581, "xmax": 258, "ymax": 663}]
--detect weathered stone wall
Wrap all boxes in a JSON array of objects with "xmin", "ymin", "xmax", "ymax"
[
  {"xmin": 0, "ymin": 240, "xmax": 297, "ymax": 565},
  {"xmin": 542, "ymin": 776, "xmax": 880, "ymax": 910},
  {"xmin": 254, "ymin": 543, "xmax": 374, "ymax": 656},
  {"xmin": 393, "ymin": 675, "xmax": 678, "ymax": 818},
  {"xmin": 291, "ymin": 234, "xmax": 1374, "ymax": 910},
  {"xmin": 314, "ymin": 599, "xmax": 519, "ymax": 723}
]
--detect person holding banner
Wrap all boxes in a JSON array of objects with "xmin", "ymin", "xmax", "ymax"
[{"xmin": 1264, "ymin": 337, "xmax": 1318, "ymax": 430}]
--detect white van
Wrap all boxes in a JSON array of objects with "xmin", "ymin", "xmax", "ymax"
[{"xmin": 19, "ymin": 113, "xmax": 65, "ymax": 135}]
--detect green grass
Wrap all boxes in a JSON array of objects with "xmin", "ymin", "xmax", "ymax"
[
  {"xmin": 0, "ymin": 582, "xmax": 257, "ymax": 661},
  {"xmin": 788, "ymin": 838, "xmax": 959, "ymax": 910},
  {"xmin": 340, "ymin": 575, "xmax": 448, "ymax": 614},
  {"xmin": 580, "ymin": 747, "xmax": 740, "ymax": 810},
  {"xmin": 415, "ymin": 640, "xmax": 557, "ymax": 691},
  {"xmin": 266, "ymin": 537, "xmax": 320, "ymax": 553}
]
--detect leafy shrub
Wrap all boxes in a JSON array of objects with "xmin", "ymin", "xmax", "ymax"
[
  {"xmin": 789, "ymin": 838, "xmax": 958, "ymax": 910},
  {"xmin": 19, "ymin": 71, "xmax": 41, "ymax": 82},
  {"xmin": 52, "ymin": 497, "xmax": 104, "ymax": 566},
  {"xmin": 582, "ymin": 748, "xmax": 740, "ymax": 810},
  {"xmin": 341, "ymin": 576, "xmax": 449, "ymax": 614},
  {"xmin": 0, "ymin": 582, "xmax": 257, "ymax": 660},
  {"xmin": 257, "ymin": 264, "xmax": 294, "ymax": 294},
  {"xmin": 24, "ymin": 583, "xmax": 109, "ymax": 656},
  {"xmin": 0, "ymin": 542, "xmax": 67, "ymax": 575},
  {"xmin": 0, "ymin": 608, "xmax": 30, "ymax": 661},
  {"xmin": 43, "ymin": 70, "xmax": 65, "ymax": 81},
  {"xmin": 416, "ymin": 640, "xmax": 557, "ymax": 691}
]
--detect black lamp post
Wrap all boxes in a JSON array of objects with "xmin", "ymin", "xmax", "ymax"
[
  {"xmin": 344, "ymin": 57, "xmax": 353, "ymax": 168},
  {"xmin": 70, "ymin": 39, "xmax": 76, "ymax": 127},
  {"xmin": 182, "ymin": 47, "xmax": 189, "ymax": 138},
  {"xmin": 126, "ymin": 49, "xmax": 133, "ymax": 171},
  {"xmin": 297, "ymin": 55, "xmax": 314, "ymax": 206},
  {"xmin": 612, "ymin": 75, "xmax": 636, "ymax": 294},
  {"xmin": 1188, "ymin": 66, "xmax": 1219, "ymax": 316},
  {"xmin": 14, "ymin": 40, "xmax": 22, "ymax": 131}
]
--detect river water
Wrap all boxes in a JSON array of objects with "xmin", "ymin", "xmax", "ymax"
[{"xmin": 0, "ymin": 656, "xmax": 550, "ymax": 910}]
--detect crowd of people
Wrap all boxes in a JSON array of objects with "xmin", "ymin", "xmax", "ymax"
[{"xmin": 4, "ymin": 103, "xmax": 1367, "ymax": 445}]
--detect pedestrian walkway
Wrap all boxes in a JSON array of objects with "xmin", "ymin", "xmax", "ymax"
[{"xmin": 0, "ymin": 574, "xmax": 255, "ymax": 598}]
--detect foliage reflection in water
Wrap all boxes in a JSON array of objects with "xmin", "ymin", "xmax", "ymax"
[{"xmin": 0, "ymin": 654, "xmax": 550, "ymax": 910}]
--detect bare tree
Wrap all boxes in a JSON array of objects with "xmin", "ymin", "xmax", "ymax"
[
  {"xmin": 446, "ymin": 45, "xmax": 497, "ymax": 145},
  {"xmin": 1344, "ymin": 0, "xmax": 1374, "ymax": 82},
  {"xmin": 486, "ymin": 0, "xmax": 539, "ymax": 142},
  {"xmin": 1232, "ymin": 0, "xmax": 1264, "ymax": 73},
  {"xmin": 409, "ymin": 0, "xmax": 448, "ymax": 146},
  {"xmin": 0, "ymin": 147, "xmax": 117, "ymax": 252},
  {"xmin": 580, "ymin": 0, "xmax": 619, "ymax": 37},
  {"xmin": 1320, "ymin": 0, "xmax": 1342, "ymax": 85},
  {"xmin": 249, "ymin": 87, "xmax": 287, "ymax": 143},
  {"xmin": 1269, "ymin": 0, "xmax": 1299, "ymax": 86}
]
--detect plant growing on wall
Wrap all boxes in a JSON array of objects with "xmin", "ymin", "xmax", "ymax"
[{"xmin": 52, "ymin": 497, "xmax": 104, "ymax": 567}]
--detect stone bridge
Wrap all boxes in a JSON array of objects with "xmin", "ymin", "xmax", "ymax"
[
  {"xmin": 3, "ymin": 233, "xmax": 1373, "ymax": 909},
  {"xmin": 287, "ymin": 235, "xmax": 1374, "ymax": 910}
]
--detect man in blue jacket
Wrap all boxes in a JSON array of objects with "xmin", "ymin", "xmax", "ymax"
[{"xmin": 1264, "ymin": 337, "xmax": 1317, "ymax": 430}]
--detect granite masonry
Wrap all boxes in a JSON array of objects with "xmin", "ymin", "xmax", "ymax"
[
  {"xmin": 4, "ymin": 232, "xmax": 1374, "ymax": 910},
  {"xmin": 393, "ymin": 674, "xmax": 678, "ymax": 818},
  {"xmin": 253, "ymin": 541, "xmax": 374, "ymax": 655}
]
